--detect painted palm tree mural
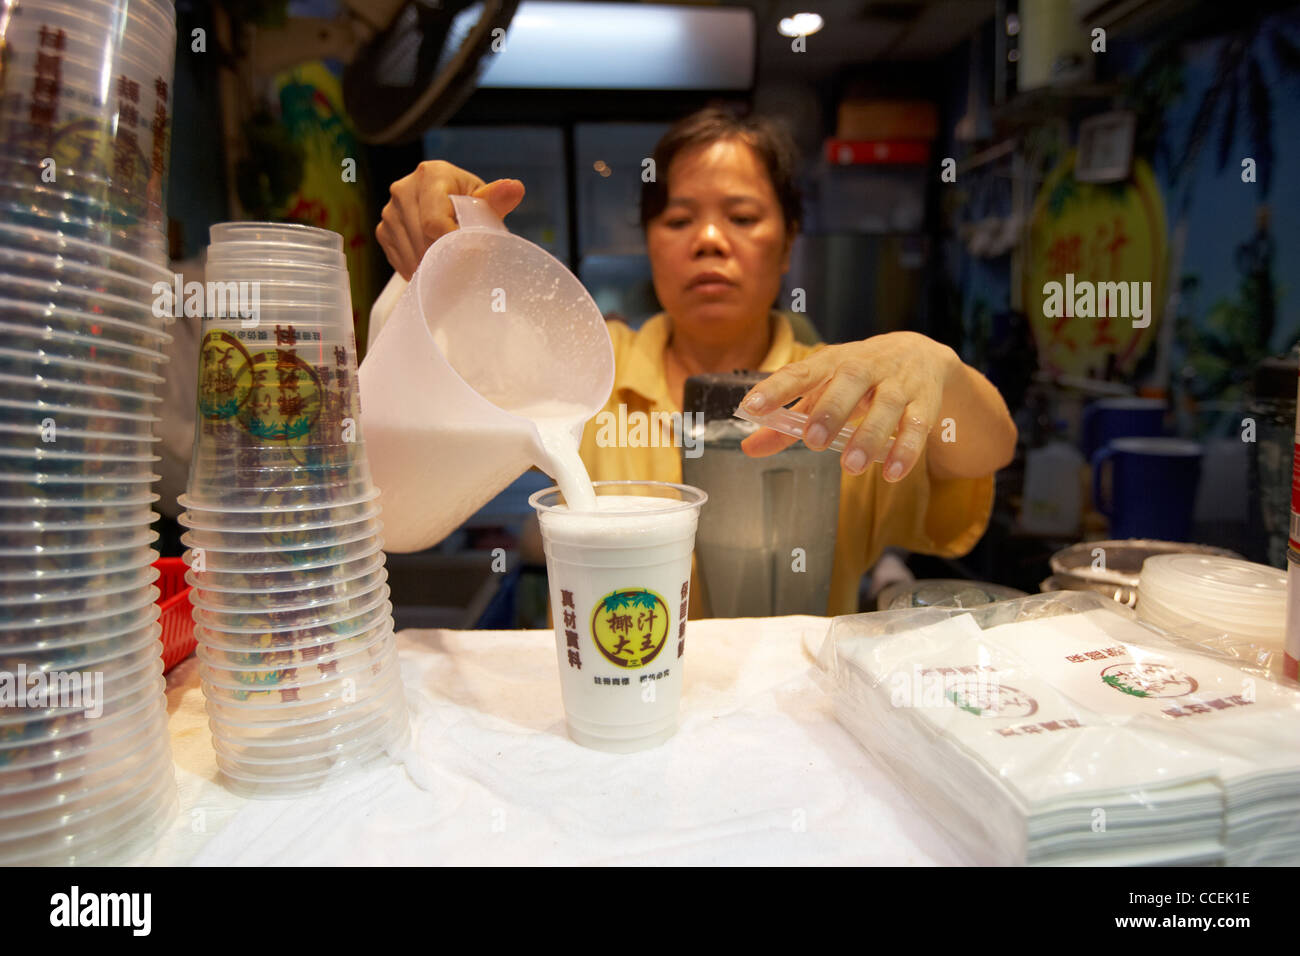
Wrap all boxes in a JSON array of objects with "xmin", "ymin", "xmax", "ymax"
[{"xmin": 1125, "ymin": 6, "xmax": 1300, "ymax": 408}]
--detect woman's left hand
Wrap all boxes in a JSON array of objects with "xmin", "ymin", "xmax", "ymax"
[{"xmin": 738, "ymin": 331, "xmax": 961, "ymax": 481}]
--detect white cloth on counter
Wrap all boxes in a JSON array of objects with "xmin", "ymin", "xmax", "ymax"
[
  {"xmin": 135, "ymin": 617, "xmax": 967, "ymax": 866},
  {"xmin": 828, "ymin": 605, "xmax": 1300, "ymax": 866}
]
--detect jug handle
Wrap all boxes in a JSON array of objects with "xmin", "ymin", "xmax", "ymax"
[
  {"xmin": 449, "ymin": 194, "xmax": 509, "ymax": 233},
  {"xmin": 368, "ymin": 195, "xmax": 510, "ymax": 351}
]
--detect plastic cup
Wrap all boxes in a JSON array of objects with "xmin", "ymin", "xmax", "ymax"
[
  {"xmin": 177, "ymin": 496, "xmax": 379, "ymax": 532},
  {"xmin": 178, "ymin": 515, "xmax": 383, "ymax": 553},
  {"xmin": 196, "ymin": 616, "xmax": 393, "ymax": 669},
  {"xmin": 0, "ymin": 703, "xmax": 168, "ymax": 803},
  {"xmin": 190, "ymin": 581, "xmax": 391, "ymax": 632},
  {"xmin": 0, "ymin": 557, "xmax": 156, "ymax": 605},
  {"xmin": 193, "ymin": 599, "xmax": 394, "ymax": 654},
  {"xmin": 0, "ymin": 295, "xmax": 173, "ymax": 349},
  {"xmin": 1, "ymin": 620, "xmax": 162, "ymax": 674},
  {"xmin": 210, "ymin": 222, "xmax": 342, "ymax": 250},
  {"xmin": 201, "ymin": 651, "xmax": 397, "ymax": 711},
  {"xmin": 529, "ymin": 480, "xmax": 707, "ymax": 753},
  {"xmin": 180, "ymin": 532, "xmax": 381, "ymax": 575},
  {"xmin": 187, "ymin": 547, "xmax": 385, "ymax": 596},
  {"xmin": 0, "ymin": 586, "xmax": 158, "ymax": 645},
  {"xmin": 208, "ymin": 690, "xmax": 401, "ymax": 758},
  {"xmin": 189, "ymin": 565, "xmax": 388, "ymax": 614},
  {"xmin": 205, "ymin": 671, "xmax": 403, "ymax": 740},
  {"xmin": 0, "ymin": 347, "xmax": 166, "ymax": 394},
  {"xmin": 0, "ymin": 322, "xmax": 167, "ymax": 379},
  {"xmin": 0, "ymin": 687, "xmax": 162, "ymax": 775},
  {"xmin": 0, "ymin": 755, "xmax": 175, "ymax": 865},
  {"xmin": 0, "ymin": 671, "xmax": 164, "ymax": 751},
  {"xmin": 198, "ymin": 630, "xmax": 395, "ymax": 694},
  {"xmin": 0, "ymin": 374, "xmax": 163, "ymax": 417},
  {"xmin": 0, "ymin": 223, "xmax": 172, "ymax": 283}
]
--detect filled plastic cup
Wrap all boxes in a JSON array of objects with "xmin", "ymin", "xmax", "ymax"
[{"xmin": 529, "ymin": 480, "xmax": 707, "ymax": 753}]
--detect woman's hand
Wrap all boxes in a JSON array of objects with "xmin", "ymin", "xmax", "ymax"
[
  {"xmin": 738, "ymin": 331, "xmax": 1015, "ymax": 482},
  {"xmin": 376, "ymin": 160, "xmax": 525, "ymax": 280}
]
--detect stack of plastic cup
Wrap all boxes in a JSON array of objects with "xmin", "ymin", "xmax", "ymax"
[
  {"xmin": 179, "ymin": 222, "xmax": 408, "ymax": 799},
  {"xmin": 1138, "ymin": 554, "xmax": 1287, "ymax": 648},
  {"xmin": 0, "ymin": 0, "xmax": 178, "ymax": 864}
]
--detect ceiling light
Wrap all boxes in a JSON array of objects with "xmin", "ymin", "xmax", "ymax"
[{"xmin": 778, "ymin": 12, "xmax": 823, "ymax": 37}]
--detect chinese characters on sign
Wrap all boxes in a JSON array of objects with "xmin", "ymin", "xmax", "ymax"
[{"xmin": 563, "ymin": 589, "xmax": 580, "ymax": 670}]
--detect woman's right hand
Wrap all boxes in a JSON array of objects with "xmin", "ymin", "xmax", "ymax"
[{"xmin": 376, "ymin": 160, "xmax": 525, "ymax": 280}]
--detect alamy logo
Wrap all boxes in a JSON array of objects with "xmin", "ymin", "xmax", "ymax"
[
  {"xmin": 0, "ymin": 666, "xmax": 102, "ymax": 718},
  {"xmin": 1041, "ymin": 272, "xmax": 1153, "ymax": 328},
  {"xmin": 152, "ymin": 275, "xmax": 261, "ymax": 324},
  {"xmin": 592, "ymin": 406, "xmax": 702, "ymax": 458},
  {"xmin": 50, "ymin": 887, "xmax": 151, "ymax": 936}
]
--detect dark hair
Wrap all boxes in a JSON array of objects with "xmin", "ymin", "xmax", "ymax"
[{"xmin": 639, "ymin": 107, "xmax": 803, "ymax": 232}]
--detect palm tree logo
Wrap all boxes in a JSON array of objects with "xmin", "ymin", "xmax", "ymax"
[{"xmin": 590, "ymin": 588, "xmax": 670, "ymax": 669}]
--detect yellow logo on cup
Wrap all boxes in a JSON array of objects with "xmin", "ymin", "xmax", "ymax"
[{"xmin": 590, "ymin": 588, "xmax": 670, "ymax": 669}]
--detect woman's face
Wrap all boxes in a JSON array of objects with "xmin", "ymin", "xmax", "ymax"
[{"xmin": 645, "ymin": 138, "xmax": 794, "ymax": 346}]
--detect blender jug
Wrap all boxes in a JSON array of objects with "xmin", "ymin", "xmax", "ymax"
[
  {"xmin": 359, "ymin": 196, "xmax": 614, "ymax": 552},
  {"xmin": 681, "ymin": 372, "xmax": 841, "ymax": 617}
]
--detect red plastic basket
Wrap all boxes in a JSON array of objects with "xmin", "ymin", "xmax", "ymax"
[{"xmin": 153, "ymin": 557, "xmax": 196, "ymax": 673}]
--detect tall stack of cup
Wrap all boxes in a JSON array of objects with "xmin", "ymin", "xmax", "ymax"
[
  {"xmin": 179, "ymin": 222, "xmax": 408, "ymax": 798},
  {"xmin": 0, "ymin": 0, "xmax": 178, "ymax": 863}
]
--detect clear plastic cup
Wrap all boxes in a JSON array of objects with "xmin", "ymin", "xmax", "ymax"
[
  {"xmin": 191, "ymin": 581, "xmax": 391, "ymax": 632},
  {"xmin": 210, "ymin": 222, "xmax": 342, "ymax": 250},
  {"xmin": 208, "ymin": 687, "xmax": 401, "ymax": 755},
  {"xmin": 0, "ymin": 546, "xmax": 156, "ymax": 598},
  {"xmin": 0, "ymin": 321, "xmax": 167, "ymax": 378},
  {"xmin": 0, "ymin": 296, "xmax": 173, "ymax": 350},
  {"xmin": 210, "ymin": 709, "xmax": 398, "ymax": 769},
  {"xmin": 1, "ymin": 375, "xmax": 163, "ymax": 417},
  {"xmin": 0, "ymin": 223, "xmax": 173, "ymax": 283},
  {"xmin": 0, "ymin": 704, "xmax": 168, "ymax": 804},
  {"xmin": 189, "ymin": 566, "xmax": 388, "ymax": 615},
  {"xmin": 0, "ymin": 246, "xmax": 161, "ymax": 298},
  {"xmin": 0, "ymin": 592, "xmax": 160, "ymax": 651},
  {"xmin": 0, "ymin": 734, "xmax": 171, "ymax": 844},
  {"xmin": 0, "ymin": 471, "xmax": 161, "ymax": 506},
  {"xmin": 0, "ymin": 349, "xmax": 166, "ymax": 395},
  {"xmin": 201, "ymin": 662, "xmax": 401, "ymax": 729},
  {"xmin": 0, "ymin": 671, "xmax": 165, "ymax": 750},
  {"xmin": 193, "ymin": 598, "xmax": 394, "ymax": 654},
  {"xmin": 0, "ymin": 489, "xmax": 158, "ymax": 525},
  {"xmin": 0, "ymin": 585, "xmax": 159, "ymax": 641},
  {"xmin": 0, "ymin": 546, "xmax": 158, "ymax": 587},
  {"xmin": 0, "ymin": 198, "xmax": 167, "ymax": 265},
  {"xmin": 206, "ymin": 671, "xmax": 403, "ymax": 740},
  {"xmin": 0, "ymin": 274, "xmax": 165, "ymax": 329},
  {"xmin": 0, "ymin": 559, "xmax": 157, "ymax": 608},
  {"xmin": 177, "ymin": 495, "xmax": 379, "ymax": 531},
  {"xmin": 0, "ymin": 687, "xmax": 162, "ymax": 774},
  {"xmin": 0, "ymin": 574, "xmax": 160, "ymax": 633},
  {"xmin": 178, "ymin": 515, "xmax": 383, "ymax": 553},
  {"xmin": 182, "ymin": 470, "xmax": 374, "ymax": 506},
  {"xmin": 0, "ymin": 754, "xmax": 175, "ymax": 865},
  {"xmin": 0, "ymin": 497, "xmax": 157, "ymax": 528},
  {"xmin": 187, "ymin": 547, "xmax": 385, "ymax": 596},
  {"xmin": 530, "ymin": 480, "xmax": 707, "ymax": 753},
  {"xmin": 0, "ymin": 450, "xmax": 161, "ymax": 484},
  {"xmin": 0, "ymin": 423, "xmax": 160, "ymax": 459},
  {"xmin": 2, "ymin": 621, "xmax": 162, "ymax": 674},
  {"xmin": 197, "ymin": 618, "xmax": 393, "ymax": 671},
  {"xmin": 181, "ymin": 534, "xmax": 382, "ymax": 577},
  {"xmin": 206, "ymin": 243, "xmax": 346, "ymax": 269},
  {"xmin": 201, "ymin": 651, "xmax": 397, "ymax": 712},
  {"xmin": 0, "ymin": 524, "xmax": 158, "ymax": 559},
  {"xmin": 198, "ymin": 630, "xmax": 396, "ymax": 693}
]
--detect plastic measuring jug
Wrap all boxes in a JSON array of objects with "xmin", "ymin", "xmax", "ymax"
[{"xmin": 359, "ymin": 195, "xmax": 614, "ymax": 552}]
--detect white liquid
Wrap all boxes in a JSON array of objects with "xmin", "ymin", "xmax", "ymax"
[{"xmin": 511, "ymin": 399, "xmax": 598, "ymax": 513}]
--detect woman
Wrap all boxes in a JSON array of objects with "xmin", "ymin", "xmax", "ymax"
[{"xmin": 377, "ymin": 108, "xmax": 1017, "ymax": 615}]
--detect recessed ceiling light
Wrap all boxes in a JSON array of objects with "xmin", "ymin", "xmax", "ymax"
[{"xmin": 778, "ymin": 12, "xmax": 824, "ymax": 37}]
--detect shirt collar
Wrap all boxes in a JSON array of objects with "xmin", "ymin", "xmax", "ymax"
[{"xmin": 616, "ymin": 310, "xmax": 798, "ymax": 406}]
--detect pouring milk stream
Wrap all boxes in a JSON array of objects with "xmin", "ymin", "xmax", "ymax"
[{"xmin": 359, "ymin": 195, "xmax": 609, "ymax": 549}]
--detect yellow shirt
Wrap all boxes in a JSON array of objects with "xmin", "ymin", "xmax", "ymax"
[{"xmin": 577, "ymin": 311, "xmax": 996, "ymax": 616}]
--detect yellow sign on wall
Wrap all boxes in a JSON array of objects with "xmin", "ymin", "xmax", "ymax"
[{"xmin": 1023, "ymin": 152, "xmax": 1168, "ymax": 378}]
